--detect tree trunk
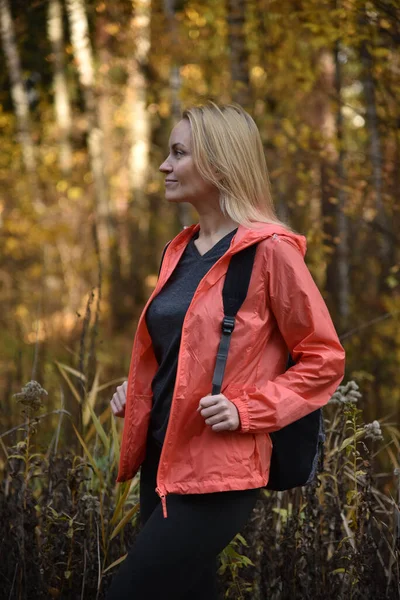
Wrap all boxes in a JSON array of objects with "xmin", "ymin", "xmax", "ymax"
[
  {"xmin": 93, "ymin": 6, "xmax": 126, "ymax": 330},
  {"xmin": 124, "ymin": 0, "xmax": 153, "ymax": 319},
  {"xmin": 227, "ymin": 0, "xmax": 251, "ymax": 108},
  {"xmin": 0, "ymin": 0, "xmax": 44, "ymax": 212},
  {"xmin": 164, "ymin": 0, "xmax": 192, "ymax": 229},
  {"xmin": 47, "ymin": 0, "xmax": 73, "ymax": 175},
  {"xmin": 308, "ymin": 49, "xmax": 345, "ymax": 325},
  {"xmin": 360, "ymin": 28, "xmax": 393, "ymax": 287},
  {"xmin": 334, "ymin": 41, "xmax": 350, "ymax": 331},
  {"xmin": 65, "ymin": 0, "xmax": 110, "ymax": 265}
]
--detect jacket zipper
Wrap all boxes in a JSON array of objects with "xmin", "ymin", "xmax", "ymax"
[
  {"xmin": 155, "ymin": 487, "xmax": 168, "ymax": 518},
  {"xmin": 154, "ymin": 298, "xmax": 193, "ymax": 519},
  {"xmin": 154, "ymin": 236, "xmax": 239, "ymax": 518},
  {"xmin": 153, "ymin": 232, "xmax": 263, "ymax": 517}
]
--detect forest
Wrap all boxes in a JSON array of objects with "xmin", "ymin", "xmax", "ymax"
[{"xmin": 0, "ymin": 0, "xmax": 399, "ymax": 598}]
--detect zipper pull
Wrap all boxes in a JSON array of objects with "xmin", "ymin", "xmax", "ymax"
[{"xmin": 156, "ymin": 487, "xmax": 168, "ymax": 518}]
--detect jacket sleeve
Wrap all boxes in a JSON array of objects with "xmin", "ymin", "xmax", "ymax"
[{"xmin": 226, "ymin": 237, "xmax": 346, "ymax": 434}]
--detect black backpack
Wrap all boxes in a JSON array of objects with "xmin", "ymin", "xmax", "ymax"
[{"xmin": 158, "ymin": 239, "xmax": 325, "ymax": 491}]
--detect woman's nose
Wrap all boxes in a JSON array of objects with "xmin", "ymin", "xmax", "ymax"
[{"xmin": 159, "ymin": 158, "xmax": 172, "ymax": 173}]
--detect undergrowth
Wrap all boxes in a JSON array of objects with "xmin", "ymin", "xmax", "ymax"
[{"xmin": 0, "ymin": 375, "xmax": 399, "ymax": 599}]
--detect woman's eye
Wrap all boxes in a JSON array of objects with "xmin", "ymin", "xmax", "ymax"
[{"xmin": 174, "ymin": 150, "xmax": 184, "ymax": 157}]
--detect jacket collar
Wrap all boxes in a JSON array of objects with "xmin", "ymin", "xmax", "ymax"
[{"xmin": 169, "ymin": 221, "xmax": 307, "ymax": 258}]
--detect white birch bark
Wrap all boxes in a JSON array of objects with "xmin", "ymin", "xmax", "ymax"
[
  {"xmin": 121, "ymin": 0, "xmax": 153, "ymax": 311},
  {"xmin": 0, "ymin": 0, "xmax": 44, "ymax": 211},
  {"xmin": 47, "ymin": 0, "xmax": 73, "ymax": 174},
  {"xmin": 128, "ymin": 0, "xmax": 151, "ymax": 233},
  {"xmin": 65, "ymin": 0, "xmax": 110, "ymax": 258}
]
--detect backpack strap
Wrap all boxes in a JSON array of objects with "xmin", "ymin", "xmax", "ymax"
[
  {"xmin": 158, "ymin": 238, "xmax": 294, "ymax": 394},
  {"xmin": 211, "ymin": 244, "xmax": 258, "ymax": 395}
]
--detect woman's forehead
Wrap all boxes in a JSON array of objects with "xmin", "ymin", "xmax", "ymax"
[{"xmin": 169, "ymin": 119, "xmax": 192, "ymax": 147}]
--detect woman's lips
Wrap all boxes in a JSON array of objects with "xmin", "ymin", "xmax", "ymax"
[{"xmin": 165, "ymin": 180, "xmax": 178, "ymax": 185}]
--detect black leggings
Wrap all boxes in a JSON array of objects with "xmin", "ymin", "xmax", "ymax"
[{"xmin": 106, "ymin": 436, "xmax": 260, "ymax": 600}]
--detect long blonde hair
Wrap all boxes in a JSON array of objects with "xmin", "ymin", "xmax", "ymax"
[{"xmin": 182, "ymin": 102, "xmax": 290, "ymax": 229}]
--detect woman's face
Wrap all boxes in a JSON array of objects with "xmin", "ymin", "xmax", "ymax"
[{"xmin": 159, "ymin": 119, "xmax": 219, "ymax": 206}]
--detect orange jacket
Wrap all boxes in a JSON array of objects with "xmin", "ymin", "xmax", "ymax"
[{"xmin": 117, "ymin": 222, "xmax": 345, "ymax": 517}]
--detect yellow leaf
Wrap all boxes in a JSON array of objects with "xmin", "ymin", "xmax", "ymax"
[
  {"xmin": 84, "ymin": 398, "xmax": 110, "ymax": 453},
  {"xmin": 111, "ymin": 409, "xmax": 120, "ymax": 467},
  {"xmin": 72, "ymin": 423, "xmax": 104, "ymax": 485},
  {"xmin": 97, "ymin": 378, "xmax": 126, "ymax": 393},
  {"xmin": 110, "ymin": 480, "xmax": 133, "ymax": 526},
  {"xmin": 103, "ymin": 553, "xmax": 128, "ymax": 574},
  {"xmin": 110, "ymin": 503, "xmax": 139, "ymax": 540},
  {"xmin": 55, "ymin": 362, "xmax": 82, "ymax": 404},
  {"xmin": 85, "ymin": 406, "xmax": 112, "ymax": 444}
]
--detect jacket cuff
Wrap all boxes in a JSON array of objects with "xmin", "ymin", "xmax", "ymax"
[{"xmin": 225, "ymin": 390, "xmax": 250, "ymax": 433}]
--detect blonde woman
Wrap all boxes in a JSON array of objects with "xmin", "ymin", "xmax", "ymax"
[{"xmin": 107, "ymin": 103, "xmax": 345, "ymax": 600}]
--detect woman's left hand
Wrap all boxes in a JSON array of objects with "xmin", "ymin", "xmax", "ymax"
[{"xmin": 197, "ymin": 394, "xmax": 240, "ymax": 432}]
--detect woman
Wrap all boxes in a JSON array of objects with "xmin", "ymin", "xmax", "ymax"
[{"xmin": 107, "ymin": 103, "xmax": 345, "ymax": 600}]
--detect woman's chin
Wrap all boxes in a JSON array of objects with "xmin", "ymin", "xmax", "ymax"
[{"xmin": 165, "ymin": 194, "xmax": 186, "ymax": 203}]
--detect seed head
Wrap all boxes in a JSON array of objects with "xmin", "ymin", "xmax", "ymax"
[
  {"xmin": 329, "ymin": 380, "xmax": 362, "ymax": 405},
  {"xmin": 364, "ymin": 420, "xmax": 383, "ymax": 441},
  {"xmin": 13, "ymin": 380, "xmax": 48, "ymax": 412}
]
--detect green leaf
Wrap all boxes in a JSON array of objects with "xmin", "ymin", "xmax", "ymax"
[
  {"xmin": 235, "ymin": 533, "xmax": 248, "ymax": 547},
  {"xmin": 346, "ymin": 489, "xmax": 358, "ymax": 504}
]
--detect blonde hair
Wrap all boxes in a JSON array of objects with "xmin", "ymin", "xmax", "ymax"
[{"xmin": 182, "ymin": 102, "xmax": 290, "ymax": 230}]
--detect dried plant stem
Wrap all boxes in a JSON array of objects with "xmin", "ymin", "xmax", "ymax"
[
  {"xmin": 53, "ymin": 387, "xmax": 65, "ymax": 456},
  {"xmin": 81, "ymin": 539, "xmax": 87, "ymax": 600},
  {"xmin": 0, "ymin": 409, "xmax": 71, "ymax": 439},
  {"xmin": 96, "ymin": 520, "xmax": 101, "ymax": 600}
]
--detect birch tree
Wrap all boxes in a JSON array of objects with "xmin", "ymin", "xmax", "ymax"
[
  {"xmin": 47, "ymin": 0, "xmax": 73, "ymax": 174},
  {"xmin": 127, "ymin": 0, "xmax": 152, "ymax": 308},
  {"xmin": 0, "ymin": 0, "xmax": 44, "ymax": 212},
  {"xmin": 65, "ymin": 0, "xmax": 111, "ymax": 262}
]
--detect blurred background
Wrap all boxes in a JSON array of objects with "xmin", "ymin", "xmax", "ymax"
[
  {"xmin": 1, "ymin": 2, "xmax": 400, "ymax": 598},
  {"xmin": 0, "ymin": 0, "xmax": 399, "ymax": 454}
]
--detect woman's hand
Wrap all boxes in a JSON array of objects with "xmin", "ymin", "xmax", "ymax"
[
  {"xmin": 111, "ymin": 381, "xmax": 127, "ymax": 418},
  {"xmin": 197, "ymin": 394, "xmax": 240, "ymax": 432}
]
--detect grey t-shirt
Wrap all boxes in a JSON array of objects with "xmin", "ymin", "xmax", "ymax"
[{"xmin": 145, "ymin": 228, "xmax": 238, "ymax": 447}]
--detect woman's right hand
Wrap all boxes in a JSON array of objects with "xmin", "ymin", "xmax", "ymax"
[{"xmin": 111, "ymin": 381, "xmax": 127, "ymax": 418}]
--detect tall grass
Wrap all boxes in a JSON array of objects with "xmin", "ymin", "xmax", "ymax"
[{"xmin": 0, "ymin": 375, "xmax": 399, "ymax": 599}]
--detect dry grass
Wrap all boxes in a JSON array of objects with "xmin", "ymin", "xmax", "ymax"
[{"xmin": 0, "ymin": 376, "xmax": 399, "ymax": 599}]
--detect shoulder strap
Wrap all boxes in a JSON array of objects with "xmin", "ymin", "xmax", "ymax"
[
  {"xmin": 159, "ymin": 238, "xmax": 293, "ymax": 394},
  {"xmin": 212, "ymin": 244, "xmax": 258, "ymax": 395}
]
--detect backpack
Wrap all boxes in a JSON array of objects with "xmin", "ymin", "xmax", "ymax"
[{"xmin": 158, "ymin": 239, "xmax": 325, "ymax": 491}]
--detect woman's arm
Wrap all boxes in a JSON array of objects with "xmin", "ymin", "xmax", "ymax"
[{"xmin": 225, "ymin": 237, "xmax": 346, "ymax": 433}]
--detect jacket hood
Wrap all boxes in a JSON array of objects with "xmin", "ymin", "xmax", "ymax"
[{"xmin": 179, "ymin": 222, "xmax": 307, "ymax": 258}]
